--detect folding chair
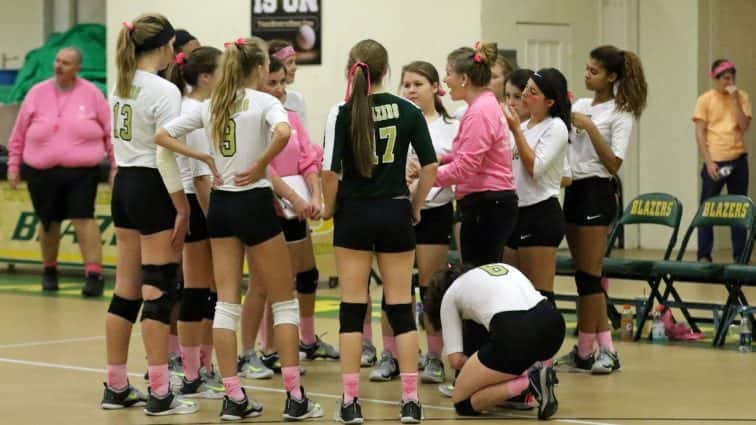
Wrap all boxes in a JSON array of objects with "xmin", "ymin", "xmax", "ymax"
[
  {"xmin": 651, "ymin": 194, "xmax": 755, "ymax": 345},
  {"xmin": 717, "ymin": 214, "xmax": 756, "ymax": 346},
  {"xmin": 601, "ymin": 193, "xmax": 683, "ymax": 340}
]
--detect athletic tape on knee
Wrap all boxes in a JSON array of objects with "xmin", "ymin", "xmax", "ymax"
[
  {"xmin": 575, "ymin": 270, "xmax": 603, "ymax": 296},
  {"xmin": 213, "ymin": 302, "xmax": 242, "ymax": 331},
  {"xmin": 108, "ymin": 294, "xmax": 142, "ymax": 323},
  {"xmin": 384, "ymin": 303, "xmax": 417, "ymax": 336},
  {"xmin": 179, "ymin": 288, "xmax": 210, "ymax": 322},
  {"xmin": 205, "ymin": 291, "xmax": 217, "ymax": 321},
  {"xmin": 454, "ymin": 398, "xmax": 481, "ymax": 416},
  {"xmin": 339, "ymin": 302, "xmax": 368, "ymax": 334},
  {"xmin": 295, "ymin": 268, "xmax": 319, "ymax": 294},
  {"xmin": 141, "ymin": 294, "xmax": 174, "ymax": 324},
  {"xmin": 272, "ymin": 299, "xmax": 300, "ymax": 326}
]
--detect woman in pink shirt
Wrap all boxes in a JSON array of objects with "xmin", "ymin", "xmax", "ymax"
[
  {"xmin": 7, "ymin": 46, "xmax": 113, "ymax": 296},
  {"xmin": 435, "ymin": 42, "xmax": 517, "ymax": 267}
]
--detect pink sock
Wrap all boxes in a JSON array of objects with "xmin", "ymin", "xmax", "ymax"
[
  {"xmin": 601, "ymin": 277, "xmax": 609, "ymax": 291},
  {"xmin": 577, "ymin": 332, "xmax": 596, "ymax": 359},
  {"xmin": 300, "ymin": 315, "xmax": 316, "ymax": 345},
  {"xmin": 43, "ymin": 261, "xmax": 57, "ymax": 269},
  {"xmin": 107, "ymin": 364, "xmax": 128, "ymax": 390},
  {"xmin": 85, "ymin": 263, "xmax": 102, "ymax": 275},
  {"xmin": 363, "ymin": 320, "xmax": 373, "ymax": 343},
  {"xmin": 342, "ymin": 372, "xmax": 360, "ymax": 403},
  {"xmin": 222, "ymin": 376, "xmax": 245, "ymax": 401},
  {"xmin": 282, "ymin": 366, "xmax": 302, "ymax": 400},
  {"xmin": 504, "ymin": 376, "xmax": 529, "ymax": 397},
  {"xmin": 597, "ymin": 331, "xmax": 616, "ymax": 353},
  {"xmin": 427, "ymin": 335, "xmax": 443, "ymax": 357},
  {"xmin": 383, "ymin": 335, "xmax": 397, "ymax": 358},
  {"xmin": 168, "ymin": 334, "xmax": 180, "ymax": 355},
  {"xmin": 181, "ymin": 345, "xmax": 201, "ymax": 381},
  {"xmin": 400, "ymin": 372, "xmax": 418, "ymax": 402},
  {"xmin": 200, "ymin": 344, "xmax": 214, "ymax": 372},
  {"xmin": 148, "ymin": 364, "xmax": 170, "ymax": 396}
]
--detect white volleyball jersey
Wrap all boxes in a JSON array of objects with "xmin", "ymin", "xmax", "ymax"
[
  {"xmin": 422, "ymin": 116, "xmax": 458, "ymax": 208},
  {"xmin": 111, "ymin": 70, "xmax": 181, "ymax": 168},
  {"xmin": 163, "ymin": 89, "xmax": 289, "ymax": 192},
  {"xmin": 440, "ymin": 264, "xmax": 544, "ymax": 355},
  {"xmin": 285, "ymin": 89, "xmax": 307, "ymax": 127},
  {"xmin": 176, "ymin": 97, "xmax": 212, "ymax": 194},
  {"xmin": 569, "ymin": 98, "xmax": 633, "ymax": 180},
  {"xmin": 513, "ymin": 117, "xmax": 569, "ymax": 207}
]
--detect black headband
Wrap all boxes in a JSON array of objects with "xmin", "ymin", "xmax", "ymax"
[{"xmin": 135, "ymin": 22, "xmax": 176, "ymax": 54}]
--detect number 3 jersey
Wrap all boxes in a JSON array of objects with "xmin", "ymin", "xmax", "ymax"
[
  {"xmin": 323, "ymin": 92, "xmax": 437, "ymax": 200},
  {"xmin": 110, "ymin": 70, "xmax": 181, "ymax": 168},
  {"xmin": 162, "ymin": 89, "xmax": 289, "ymax": 192},
  {"xmin": 440, "ymin": 264, "xmax": 545, "ymax": 355}
]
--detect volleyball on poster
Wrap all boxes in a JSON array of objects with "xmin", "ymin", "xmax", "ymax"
[{"xmin": 251, "ymin": 0, "xmax": 322, "ymax": 65}]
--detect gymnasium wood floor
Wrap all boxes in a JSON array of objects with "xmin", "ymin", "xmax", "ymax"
[{"xmin": 0, "ymin": 249, "xmax": 754, "ymax": 425}]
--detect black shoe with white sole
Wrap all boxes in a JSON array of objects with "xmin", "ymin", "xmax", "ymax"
[{"xmin": 528, "ymin": 366, "xmax": 558, "ymax": 420}]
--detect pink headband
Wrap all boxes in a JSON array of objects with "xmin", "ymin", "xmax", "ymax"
[
  {"xmin": 473, "ymin": 41, "xmax": 482, "ymax": 63},
  {"xmin": 174, "ymin": 52, "xmax": 187, "ymax": 68},
  {"xmin": 344, "ymin": 61, "xmax": 371, "ymax": 101},
  {"xmin": 710, "ymin": 61, "xmax": 735, "ymax": 78},
  {"xmin": 273, "ymin": 46, "xmax": 296, "ymax": 61},
  {"xmin": 122, "ymin": 22, "xmax": 135, "ymax": 33},
  {"xmin": 224, "ymin": 37, "xmax": 246, "ymax": 48}
]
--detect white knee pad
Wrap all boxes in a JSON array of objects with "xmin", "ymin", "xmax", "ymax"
[
  {"xmin": 272, "ymin": 299, "xmax": 300, "ymax": 327},
  {"xmin": 213, "ymin": 302, "xmax": 242, "ymax": 331}
]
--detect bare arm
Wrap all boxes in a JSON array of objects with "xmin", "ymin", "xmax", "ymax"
[
  {"xmin": 411, "ymin": 163, "xmax": 438, "ymax": 224},
  {"xmin": 321, "ymin": 171, "xmax": 339, "ymax": 220},
  {"xmin": 733, "ymin": 92, "xmax": 751, "ymax": 133},
  {"xmin": 695, "ymin": 119, "xmax": 719, "ymax": 180},
  {"xmin": 583, "ymin": 121, "xmax": 623, "ymax": 175}
]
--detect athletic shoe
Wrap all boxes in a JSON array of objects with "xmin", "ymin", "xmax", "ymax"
[
  {"xmin": 528, "ymin": 365, "xmax": 558, "ymax": 420},
  {"xmin": 334, "ymin": 397, "xmax": 363, "ymax": 424},
  {"xmin": 418, "ymin": 351, "xmax": 427, "ymax": 371},
  {"xmin": 497, "ymin": 392, "xmax": 535, "ymax": 411},
  {"xmin": 300, "ymin": 335, "xmax": 340, "ymax": 360},
  {"xmin": 420, "ymin": 355, "xmax": 445, "ymax": 384},
  {"xmin": 82, "ymin": 272, "xmax": 104, "ymax": 297},
  {"xmin": 282, "ymin": 387, "xmax": 324, "ymax": 420},
  {"xmin": 554, "ymin": 345, "xmax": 594, "ymax": 373},
  {"xmin": 591, "ymin": 347, "xmax": 621, "ymax": 374},
  {"xmin": 180, "ymin": 376, "xmax": 225, "ymax": 399},
  {"xmin": 201, "ymin": 366, "xmax": 223, "ymax": 388},
  {"xmin": 369, "ymin": 351, "xmax": 399, "ymax": 381},
  {"xmin": 360, "ymin": 341, "xmax": 377, "ymax": 367},
  {"xmin": 399, "ymin": 399, "xmax": 423, "ymax": 423},
  {"xmin": 168, "ymin": 352, "xmax": 184, "ymax": 376},
  {"xmin": 437, "ymin": 383, "xmax": 454, "ymax": 398},
  {"xmin": 259, "ymin": 352, "xmax": 306, "ymax": 376},
  {"xmin": 100, "ymin": 383, "xmax": 147, "ymax": 409},
  {"xmin": 41, "ymin": 266, "xmax": 58, "ymax": 291},
  {"xmin": 237, "ymin": 350, "xmax": 274, "ymax": 379},
  {"xmin": 144, "ymin": 389, "xmax": 199, "ymax": 416},
  {"xmin": 220, "ymin": 388, "xmax": 263, "ymax": 421}
]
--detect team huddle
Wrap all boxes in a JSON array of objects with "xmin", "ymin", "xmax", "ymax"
[{"xmin": 102, "ymin": 12, "xmax": 648, "ymax": 424}]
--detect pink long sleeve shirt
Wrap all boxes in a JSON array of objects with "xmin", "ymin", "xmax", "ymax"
[
  {"xmin": 434, "ymin": 91, "xmax": 515, "ymax": 199},
  {"xmin": 7, "ymin": 78, "xmax": 113, "ymax": 173},
  {"xmin": 269, "ymin": 110, "xmax": 322, "ymax": 177}
]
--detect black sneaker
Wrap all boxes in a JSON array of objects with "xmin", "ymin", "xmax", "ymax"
[
  {"xmin": 100, "ymin": 383, "xmax": 147, "ymax": 409},
  {"xmin": 260, "ymin": 352, "xmax": 282, "ymax": 373},
  {"xmin": 42, "ymin": 266, "xmax": 58, "ymax": 291},
  {"xmin": 528, "ymin": 365, "xmax": 558, "ymax": 420},
  {"xmin": 283, "ymin": 387, "xmax": 323, "ymax": 420},
  {"xmin": 299, "ymin": 335, "xmax": 340, "ymax": 360},
  {"xmin": 144, "ymin": 388, "xmax": 199, "ymax": 416},
  {"xmin": 180, "ymin": 376, "xmax": 225, "ymax": 399},
  {"xmin": 400, "ymin": 399, "xmax": 423, "ymax": 424},
  {"xmin": 334, "ymin": 397, "xmax": 363, "ymax": 424},
  {"xmin": 82, "ymin": 272, "xmax": 104, "ymax": 297},
  {"xmin": 220, "ymin": 388, "xmax": 263, "ymax": 421}
]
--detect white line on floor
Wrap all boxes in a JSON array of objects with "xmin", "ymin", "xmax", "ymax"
[
  {"xmin": 0, "ymin": 356, "xmax": 620, "ymax": 425},
  {"xmin": 0, "ymin": 335, "xmax": 106, "ymax": 349}
]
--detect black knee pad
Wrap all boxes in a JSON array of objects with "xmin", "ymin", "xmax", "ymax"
[
  {"xmin": 295, "ymin": 268, "xmax": 319, "ymax": 294},
  {"xmin": 539, "ymin": 290, "xmax": 556, "ymax": 307},
  {"xmin": 141, "ymin": 293, "xmax": 175, "ymax": 324},
  {"xmin": 179, "ymin": 288, "xmax": 210, "ymax": 322},
  {"xmin": 142, "ymin": 264, "xmax": 179, "ymax": 294},
  {"xmin": 454, "ymin": 398, "xmax": 480, "ymax": 416},
  {"xmin": 108, "ymin": 295, "xmax": 142, "ymax": 323},
  {"xmin": 384, "ymin": 303, "xmax": 416, "ymax": 336},
  {"xmin": 339, "ymin": 302, "xmax": 368, "ymax": 334},
  {"xmin": 575, "ymin": 270, "xmax": 603, "ymax": 296},
  {"xmin": 205, "ymin": 291, "xmax": 217, "ymax": 321}
]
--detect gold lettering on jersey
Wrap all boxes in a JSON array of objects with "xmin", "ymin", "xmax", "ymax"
[
  {"xmin": 629, "ymin": 200, "xmax": 674, "ymax": 217},
  {"xmin": 702, "ymin": 201, "xmax": 750, "ymax": 219},
  {"xmin": 231, "ymin": 99, "xmax": 250, "ymax": 115},
  {"xmin": 372, "ymin": 104, "xmax": 399, "ymax": 122}
]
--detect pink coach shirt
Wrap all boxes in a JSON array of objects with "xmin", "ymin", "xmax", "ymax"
[
  {"xmin": 8, "ymin": 78, "xmax": 114, "ymax": 173},
  {"xmin": 435, "ymin": 90, "xmax": 514, "ymax": 199}
]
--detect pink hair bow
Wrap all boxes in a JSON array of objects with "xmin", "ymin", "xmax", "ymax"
[
  {"xmin": 122, "ymin": 22, "xmax": 135, "ymax": 32},
  {"xmin": 473, "ymin": 41, "xmax": 482, "ymax": 63},
  {"xmin": 344, "ymin": 61, "xmax": 372, "ymax": 101},
  {"xmin": 224, "ymin": 37, "xmax": 246, "ymax": 48},
  {"xmin": 437, "ymin": 87, "xmax": 447, "ymax": 97}
]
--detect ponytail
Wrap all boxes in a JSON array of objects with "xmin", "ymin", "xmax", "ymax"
[
  {"xmin": 169, "ymin": 47, "xmax": 222, "ymax": 96},
  {"xmin": 590, "ymin": 45, "xmax": 647, "ymax": 118},
  {"xmin": 115, "ymin": 14, "xmax": 174, "ymax": 99},
  {"xmin": 115, "ymin": 25, "xmax": 137, "ymax": 98},
  {"xmin": 447, "ymin": 41, "xmax": 498, "ymax": 87}
]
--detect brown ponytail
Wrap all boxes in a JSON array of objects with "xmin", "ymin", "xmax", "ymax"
[
  {"xmin": 447, "ymin": 42, "xmax": 498, "ymax": 87},
  {"xmin": 590, "ymin": 45, "xmax": 647, "ymax": 118},
  {"xmin": 345, "ymin": 39, "xmax": 389, "ymax": 178},
  {"xmin": 115, "ymin": 14, "xmax": 173, "ymax": 98},
  {"xmin": 168, "ymin": 46, "xmax": 222, "ymax": 96}
]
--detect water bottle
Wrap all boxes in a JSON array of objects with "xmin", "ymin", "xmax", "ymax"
[
  {"xmin": 738, "ymin": 307, "xmax": 752, "ymax": 353},
  {"xmin": 620, "ymin": 304, "xmax": 634, "ymax": 341},
  {"xmin": 651, "ymin": 305, "xmax": 667, "ymax": 342},
  {"xmin": 719, "ymin": 165, "xmax": 734, "ymax": 178}
]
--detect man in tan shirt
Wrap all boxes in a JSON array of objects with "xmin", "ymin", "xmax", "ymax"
[{"xmin": 694, "ymin": 59, "xmax": 752, "ymax": 262}]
